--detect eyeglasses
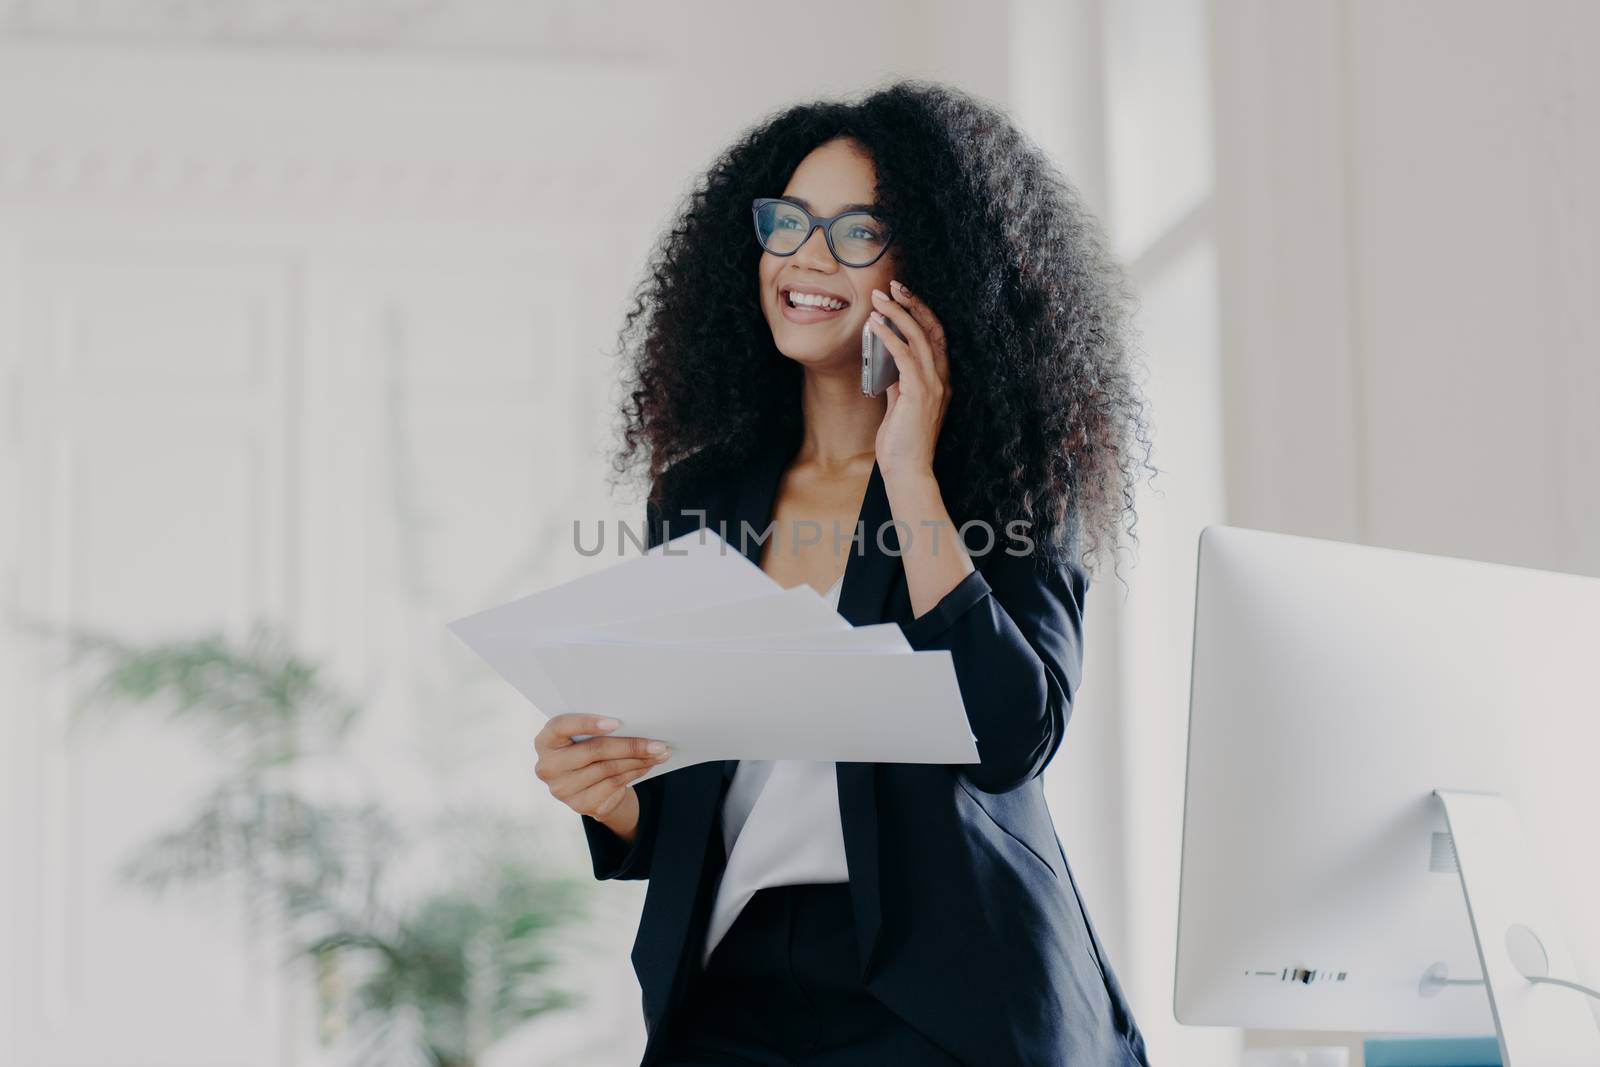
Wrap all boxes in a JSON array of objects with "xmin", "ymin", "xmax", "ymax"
[{"xmin": 751, "ymin": 197, "xmax": 895, "ymax": 268}]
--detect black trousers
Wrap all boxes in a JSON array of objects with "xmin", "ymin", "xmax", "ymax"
[{"xmin": 654, "ymin": 882, "xmax": 964, "ymax": 1066}]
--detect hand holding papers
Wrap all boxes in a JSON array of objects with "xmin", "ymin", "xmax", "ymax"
[{"xmin": 447, "ymin": 528, "xmax": 980, "ymax": 782}]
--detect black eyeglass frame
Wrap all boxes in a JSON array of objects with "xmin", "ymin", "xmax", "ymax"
[{"xmin": 751, "ymin": 196, "xmax": 896, "ymax": 268}]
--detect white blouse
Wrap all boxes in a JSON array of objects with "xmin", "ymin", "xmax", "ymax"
[{"xmin": 702, "ymin": 572, "xmax": 850, "ymax": 965}]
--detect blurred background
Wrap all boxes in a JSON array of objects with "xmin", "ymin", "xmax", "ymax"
[{"xmin": 1, "ymin": 1, "xmax": 1595, "ymax": 1065}]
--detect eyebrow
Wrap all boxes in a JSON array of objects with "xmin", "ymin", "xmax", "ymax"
[{"xmin": 784, "ymin": 194, "xmax": 879, "ymax": 215}]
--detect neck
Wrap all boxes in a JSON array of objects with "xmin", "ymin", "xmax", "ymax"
[{"xmin": 793, "ymin": 362, "xmax": 885, "ymax": 473}]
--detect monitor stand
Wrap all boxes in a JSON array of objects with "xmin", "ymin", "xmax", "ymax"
[{"xmin": 1432, "ymin": 789, "xmax": 1600, "ymax": 1065}]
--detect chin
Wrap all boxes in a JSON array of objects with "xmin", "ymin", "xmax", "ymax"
[
  {"xmin": 770, "ymin": 324, "xmax": 860, "ymax": 371},
  {"xmin": 777, "ymin": 343, "xmax": 864, "ymax": 382}
]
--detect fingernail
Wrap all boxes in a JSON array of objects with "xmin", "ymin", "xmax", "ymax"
[
  {"xmin": 654, "ymin": 750, "xmax": 672, "ymax": 761},
  {"xmin": 872, "ymin": 289, "xmax": 887, "ymax": 302},
  {"xmin": 596, "ymin": 717, "xmax": 619, "ymax": 730},
  {"xmin": 647, "ymin": 741, "xmax": 667, "ymax": 754},
  {"xmin": 891, "ymin": 279, "xmax": 903, "ymax": 292},
  {"xmin": 870, "ymin": 310, "xmax": 885, "ymax": 323}
]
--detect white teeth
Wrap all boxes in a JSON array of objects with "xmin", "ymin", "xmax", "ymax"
[{"xmin": 789, "ymin": 291, "xmax": 846, "ymax": 310}]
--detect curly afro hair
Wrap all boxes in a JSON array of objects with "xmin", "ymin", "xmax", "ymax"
[{"xmin": 608, "ymin": 79, "xmax": 1154, "ymax": 576}]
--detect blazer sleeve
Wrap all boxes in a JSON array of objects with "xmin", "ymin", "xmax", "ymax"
[
  {"xmin": 579, "ymin": 773, "xmax": 664, "ymax": 880},
  {"xmin": 897, "ymin": 545, "xmax": 1091, "ymax": 794},
  {"xmin": 575, "ymin": 486, "xmax": 678, "ymax": 880}
]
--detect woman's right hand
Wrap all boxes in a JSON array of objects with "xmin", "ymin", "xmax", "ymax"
[{"xmin": 533, "ymin": 714, "xmax": 672, "ymax": 841}]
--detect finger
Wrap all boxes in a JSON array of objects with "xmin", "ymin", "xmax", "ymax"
[
  {"xmin": 550, "ymin": 753, "xmax": 666, "ymax": 800},
  {"xmin": 543, "ymin": 734, "xmax": 667, "ymax": 776},
  {"xmin": 868, "ymin": 312, "xmax": 930, "ymax": 398},
  {"xmin": 889, "ymin": 279, "xmax": 945, "ymax": 336},
  {"xmin": 538, "ymin": 734, "xmax": 669, "ymax": 778},
  {"xmin": 870, "ymin": 290, "xmax": 938, "ymax": 394},
  {"xmin": 536, "ymin": 713, "xmax": 619, "ymax": 754},
  {"xmin": 571, "ymin": 771, "xmax": 641, "ymax": 818},
  {"xmin": 871, "ymin": 286, "xmax": 927, "ymax": 353},
  {"xmin": 590, "ymin": 778, "xmax": 636, "ymax": 818},
  {"xmin": 889, "ymin": 280, "xmax": 950, "ymax": 384}
]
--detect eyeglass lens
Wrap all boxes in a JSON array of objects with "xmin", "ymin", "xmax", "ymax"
[{"xmin": 754, "ymin": 200, "xmax": 890, "ymax": 267}]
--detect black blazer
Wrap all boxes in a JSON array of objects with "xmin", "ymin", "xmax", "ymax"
[{"xmin": 581, "ymin": 435, "xmax": 1152, "ymax": 1067}]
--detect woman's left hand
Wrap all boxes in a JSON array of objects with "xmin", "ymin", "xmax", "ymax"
[{"xmin": 870, "ymin": 278, "xmax": 952, "ymax": 482}]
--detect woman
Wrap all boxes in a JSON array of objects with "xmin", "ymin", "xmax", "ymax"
[{"xmin": 533, "ymin": 81, "xmax": 1154, "ymax": 1066}]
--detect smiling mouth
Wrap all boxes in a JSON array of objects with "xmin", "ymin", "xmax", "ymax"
[{"xmin": 783, "ymin": 291, "xmax": 852, "ymax": 315}]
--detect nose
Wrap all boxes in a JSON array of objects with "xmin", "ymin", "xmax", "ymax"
[{"xmin": 792, "ymin": 224, "xmax": 837, "ymax": 271}]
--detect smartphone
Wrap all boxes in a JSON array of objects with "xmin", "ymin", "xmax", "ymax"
[{"xmin": 861, "ymin": 316, "xmax": 906, "ymax": 397}]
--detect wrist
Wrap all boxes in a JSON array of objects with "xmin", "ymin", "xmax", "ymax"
[{"xmin": 880, "ymin": 463, "xmax": 939, "ymax": 498}]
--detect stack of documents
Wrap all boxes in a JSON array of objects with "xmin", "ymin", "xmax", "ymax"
[{"xmin": 446, "ymin": 528, "xmax": 980, "ymax": 782}]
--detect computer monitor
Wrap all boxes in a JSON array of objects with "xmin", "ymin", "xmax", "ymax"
[{"xmin": 1174, "ymin": 525, "xmax": 1600, "ymax": 1057}]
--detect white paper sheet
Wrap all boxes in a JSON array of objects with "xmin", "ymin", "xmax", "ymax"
[
  {"xmin": 570, "ymin": 584, "xmax": 848, "ymax": 645},
  {"xmin": 691, "ymin": 623, "xmax": 911, "ymax": 653},
  {"xmin": 528, "ymin": 643, "xmax": 979, "ymax": 782},
  {"xmin": 446, "ymin": 526, "xmax": 979, "ymax": 778},
  {"xmin": 445, "ymin": 528, "xmax": 781, "ymax": 713}
]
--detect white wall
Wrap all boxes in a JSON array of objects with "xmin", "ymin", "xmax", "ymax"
[
  {"xmin": 0, "ymin": 41, "xmax": 679, "ymax": 1067},
  {"xmin": 1215, "ymin": 0, "xmax": 1600, "ymax": 573}
]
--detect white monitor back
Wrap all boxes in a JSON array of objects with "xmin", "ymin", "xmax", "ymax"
[{"xmin": 1175, "ymin": 525, "xmax": 1600, "ymax": 1034}]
